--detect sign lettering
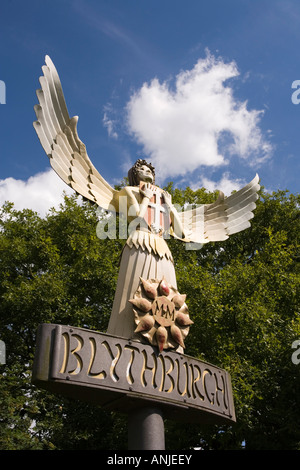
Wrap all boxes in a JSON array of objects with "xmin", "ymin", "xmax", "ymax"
[{"xmin": 32, "ymin": 323, "xmax": 235, "ymax": 424}]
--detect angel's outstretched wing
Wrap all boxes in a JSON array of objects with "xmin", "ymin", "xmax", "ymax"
[
  {"xmin": 179, "ymin": 174, "xmax": 260, "ymax": 244},
  {"xmin": 33, "ymin": 55, "xmax": 117, "ymax": 210}
]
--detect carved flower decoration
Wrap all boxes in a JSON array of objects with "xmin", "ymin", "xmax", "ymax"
[{"xmin": 129, "ymin": 277, "xmax": 193, "ymax": 352}]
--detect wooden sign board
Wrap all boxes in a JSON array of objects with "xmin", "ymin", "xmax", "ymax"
[{"xmin": 32, "ymin": 323, "xmax": 236, "ymax": 425}]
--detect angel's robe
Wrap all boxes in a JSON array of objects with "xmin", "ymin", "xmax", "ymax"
[{"xmin": 106, "ymin": 185, "xmax": 179, "ymax": 344}]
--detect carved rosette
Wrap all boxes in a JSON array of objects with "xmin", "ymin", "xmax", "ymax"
[{"xmin": 129, "ymin": 277, "xmax": 193, "ymax": 352}]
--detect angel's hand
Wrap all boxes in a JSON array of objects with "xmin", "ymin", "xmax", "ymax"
[
  {"xmin": 163, "ymin": 190, "xmax": 172, "ymax": 207},
  {"xmin": 140, "ymin": 182, "xmax": 155, "ymax": 199}
]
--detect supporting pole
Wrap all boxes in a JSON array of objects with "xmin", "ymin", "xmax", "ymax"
[{"xmin": 128, "ymin": 407, "xmax": 165, "ymax": 450}]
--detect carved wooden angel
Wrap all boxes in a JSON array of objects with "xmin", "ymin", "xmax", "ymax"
[{"xmin": 33, "ymin": 56, "xmax": 260, "ymax": 352}]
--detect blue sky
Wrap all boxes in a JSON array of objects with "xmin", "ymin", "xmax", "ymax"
[{"xmin": 0, "ymin": 0, "xmax": 299, "ymax": 215}]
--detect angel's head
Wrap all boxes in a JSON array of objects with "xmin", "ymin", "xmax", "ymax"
[{"xmin": 128, "ymin": 159, "xmax": 155, "ymax": 186}]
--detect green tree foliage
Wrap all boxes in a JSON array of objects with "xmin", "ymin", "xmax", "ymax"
[{"xmin": 0, "ymin": 185, "xmax": 299, "ymax": 450}]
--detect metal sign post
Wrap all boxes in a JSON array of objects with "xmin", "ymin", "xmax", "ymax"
[
  {"xmin": 128, "ymin": 407, "xmax": 165, "ymax": 450},
  {"xmin": 0, "ymin": 340, "xmax": 5, "ymax": 365}
]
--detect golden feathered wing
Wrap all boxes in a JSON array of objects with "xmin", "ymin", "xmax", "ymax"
[
  {"xmin": 33, "ymin": 56, "xmax": 117, "ymax": 211},
  {"xmin": 178, "ymin": 174, "xmax": 260, "ymax": 244}
]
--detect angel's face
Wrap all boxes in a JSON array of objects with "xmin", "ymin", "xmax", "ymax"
[{"xmin": 136, "ymin": 165, "xmax": 154, "ymax": 184}]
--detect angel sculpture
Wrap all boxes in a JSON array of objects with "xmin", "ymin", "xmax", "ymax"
[{"xmin": 33, "ymin": 56, "xmax": 260, "ymax": 353}]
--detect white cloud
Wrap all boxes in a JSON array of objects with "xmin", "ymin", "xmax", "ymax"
[
  {"xmin": 103, "ymin": 103, "xmax": 118, "ymax": 139},
  {"xmin": 194, "ymin": 172, "xmax": 244, "ymax": 196},
  {"xmin": 103, "ymin": 112, "xmax": 118, "ymax": 139},
  {"xmin": 0, "ymin": 168, "xmax": 73, "ymax": 217},
  {"xmin": 126, "ymin": 51, "xmax": 272, "ymax": 180}
]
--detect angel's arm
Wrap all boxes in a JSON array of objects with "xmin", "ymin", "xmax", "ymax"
[
  {"xmin": 123, "ymin": 183, "xmax": 154, "ymax": 221},
  {"xmin": 162, "ymin": 190, "xmax": 186, "ymax": 239}
]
